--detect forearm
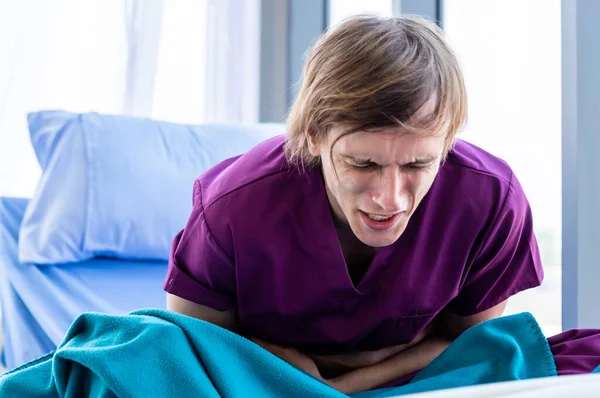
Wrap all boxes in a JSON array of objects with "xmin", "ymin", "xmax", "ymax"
[{"xmin": 332, "ymin": 335, "xmax": 453, "ymax": 394}]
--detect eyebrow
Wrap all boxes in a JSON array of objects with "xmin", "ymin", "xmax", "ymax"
[
  {"xmin": 406, "ymin": 156, "xmax": 437, "ymax": 166},
  {"xmin": 341, "ymin": 155, "xmax": 372, "ymax": 164},
  {"xmin": 341, "ymin": 155, "xmax": 437, "ymax": 166}
]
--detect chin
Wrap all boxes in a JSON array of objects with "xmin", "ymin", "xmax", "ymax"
[
  {"xmin": 355, "ymin": 228, "xmax": 405, "ymax": 248},
  {"xmin": 361, "ymin": 235, "xmax": 399, "ymax": 248},
  {"xmin": 360, "ymin": 238, "xmax": 394, "ymax": 248}
]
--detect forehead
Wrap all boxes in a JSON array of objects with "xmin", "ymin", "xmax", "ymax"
[
  {"xmin": 330, "ymin": 128, "xmax": 445, "ymax": 161},
  {"xmin": 323, "ymin": 94, "xmax": 446, "ymax": 157}
]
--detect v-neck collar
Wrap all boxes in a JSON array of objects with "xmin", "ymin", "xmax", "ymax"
[{"xmin": 305, "ymin": 168, "xmax": 394, "ymax": 299}]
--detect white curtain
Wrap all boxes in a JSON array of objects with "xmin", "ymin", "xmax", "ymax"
[
  {"xmin": 204, "ymin": 0, "xmax": 261, "ymax": 124},
  {"xmin": 0, "ymin": 0, "xmax": 261, "ymax": 198},
  {"xmin": 0, "ymin": 0, "xmax": 128, "ymax": 197}
]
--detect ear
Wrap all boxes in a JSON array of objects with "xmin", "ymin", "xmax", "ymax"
[{"xmin": 307, "ymin": 132, "xmax": 321, "ymax": 157}]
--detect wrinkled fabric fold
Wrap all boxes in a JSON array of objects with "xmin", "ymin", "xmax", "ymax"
[{"xmin": 4, "ymin": 310, "xmax": 598, "ymax": 398}]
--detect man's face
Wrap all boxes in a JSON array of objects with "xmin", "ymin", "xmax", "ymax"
[{"xmin": 309, "ymin": 125, "xmax": 446, "ymax": 248}]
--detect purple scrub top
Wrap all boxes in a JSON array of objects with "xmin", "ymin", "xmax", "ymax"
[{"xmin": 164, "ymin": 135, "xmax": 543, "ymax": 355}]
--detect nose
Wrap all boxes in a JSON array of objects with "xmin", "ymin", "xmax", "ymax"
[{"xmin": 371, "ymin": 168, "xmax": 406, "ymax": 213}]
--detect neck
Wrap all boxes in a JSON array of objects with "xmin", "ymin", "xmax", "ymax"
[
  {"xmin": 321, "ymin": 171, "xmax": 378, "ymax": 255},
  {"xmin": 332, "ymin": 214, "xmax": 379, "ymax": 256}
]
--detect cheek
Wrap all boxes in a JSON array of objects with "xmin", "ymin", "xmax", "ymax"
[
  {"xmin": 337, "ymin": 172, "xmax": 371, "ymax": 197},
  {"xmin": 410, "ymin": 170, "xmax": 439, "ymax": 197}
]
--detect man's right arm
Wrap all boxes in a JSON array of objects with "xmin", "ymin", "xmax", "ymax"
[
  {"xmin": 166, "ymin": 293, "xmax": 332, "ymax": 386},
  {"xmin": 166, "ymin": 293, "xmax": 237, "ymax": 332}
]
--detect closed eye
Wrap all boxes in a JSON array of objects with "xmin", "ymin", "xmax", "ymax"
[
  {"xmin": 352, "ymin": 162, "xmax": 381, "ymax": 171},
  {"xmin": 405, "ymin": 162, "xmax": 434, "ymax": 171}
]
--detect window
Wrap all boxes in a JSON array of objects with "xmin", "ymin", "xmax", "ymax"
[
  {"xmin": 444, "ymin": 0, "xmax": 562, "ymax": 336},
  {"xmin": 0, "ymin": 0, "xmax": 128, "ymax": 198},
  {"xmin": 329, "ymin": 0, "xmax": 393, "ymax": 27},
  {"xmin": 151, "ymin": 0, "xmax": 208, "ymax": 124}
]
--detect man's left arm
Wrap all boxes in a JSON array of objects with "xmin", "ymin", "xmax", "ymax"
[
  {"xmin": 329, "ymin": 175, "xmax": 545, "ymax": 394},
  {"xmin": 329, "ymin": 300, "xmax": 508, "ymax": 394}
]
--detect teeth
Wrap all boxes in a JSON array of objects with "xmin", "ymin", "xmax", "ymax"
[{"xmin": 368, "ymin": 214, "xmax": 392, "ymax": 221}]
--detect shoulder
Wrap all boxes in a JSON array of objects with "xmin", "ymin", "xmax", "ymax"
[
  {"xmin": 192, "ymin": 134, "xmax": 301, "ymax": 207},
  {"xmin": 422, "ymin": 139, "xmax": 529, "ymax": 233},
  {"xmin": 191, "ymin": 134, "xmax": 315, "ymax": 229},
  {"xmin": 443, "ymin": 139, "xmax": 514, "ymax": 185},
  {"xmin": 438, "ymin": 139, "xmax": 524, "ymax": 203},
  {"xmin": 189, "ymin": 134, "xmax": 319, "ymax": 256}
]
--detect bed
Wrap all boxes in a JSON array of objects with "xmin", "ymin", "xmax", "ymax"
[
  {"xmin": 0, "ymin": 196, "xmax": 167, "ymax": 368},
  {"xmin": 0, "ymin": 110, "xmax": 285, "ymax": 369}
]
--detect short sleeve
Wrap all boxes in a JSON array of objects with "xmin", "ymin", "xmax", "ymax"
[
  {"xmin": 446, "ymin": 173, "xmax": 544, "ymax": 316},
  {"xmin": 163, "ymin": 179, "xmax": 236, "ymax": 311}
]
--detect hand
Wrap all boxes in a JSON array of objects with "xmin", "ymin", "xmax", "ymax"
[
  {"xmin": 311, "ymin": 343, "xmax": 410, "ymax": 373},
  {"xmin": 329, "ymin": 335, "xmax": 453, "ymax": 394},
  {"xmin": 310, "ymin": 327, "xmax": 431, "ymax": 375},
  {"xmin": 250, "ymin": 338, "xmax": 352, "ymax": 393},
  {"xmin": 250, "ymin": 338, "xmax": 323, "ymax": 381}
]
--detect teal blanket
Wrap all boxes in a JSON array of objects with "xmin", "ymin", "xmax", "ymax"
[{"xmin": 0, "ymin": 309, "xmax": 558, "ymax": 398}]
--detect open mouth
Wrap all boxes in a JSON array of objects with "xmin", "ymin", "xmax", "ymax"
[
  {"xmin": 359, "ymin": 211, "xmax": 400, "ymax": 231},
  {"xmin": 366, "ymin": 213, "xmax": 393, "ymax": 221}
]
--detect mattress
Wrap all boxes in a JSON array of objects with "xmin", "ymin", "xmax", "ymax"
[{"xmin": 0, "ymin": 196, "xmax": 168, "ymax": 369}]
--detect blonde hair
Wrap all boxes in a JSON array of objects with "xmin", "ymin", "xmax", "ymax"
[{"xmin": 284, "ymin": 14, "xmax": 467, "ymax": 168}]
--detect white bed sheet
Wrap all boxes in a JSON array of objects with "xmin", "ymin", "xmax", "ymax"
[{"xmin": 401, "ymin": 373, "xmax": 600, "ymax": 398}]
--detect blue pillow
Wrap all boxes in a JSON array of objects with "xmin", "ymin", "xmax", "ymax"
[{"xmin": 19, "ymin": 111, "xmax": 286, "ymax": 265}]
